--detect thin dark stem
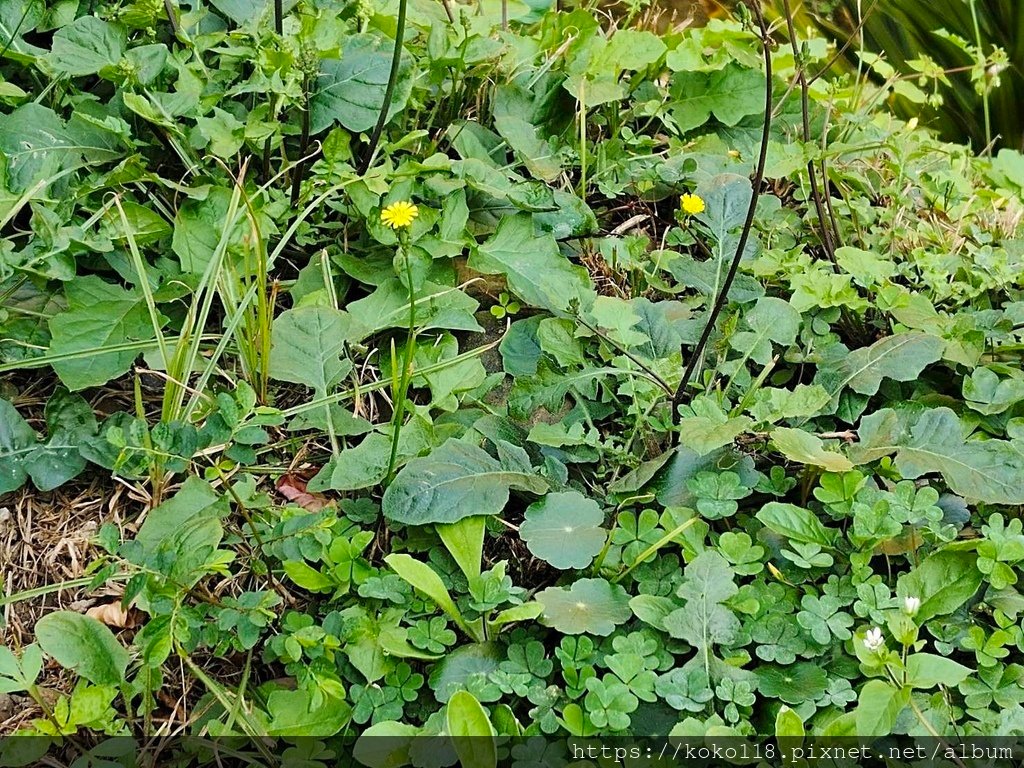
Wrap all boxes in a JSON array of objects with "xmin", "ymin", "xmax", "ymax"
[
  {"xmin": 163, "ymin": 0, "xmax": 180, "ymax": 37},
  {"xmin": 290, "ymin": 74, "xmax": 311, "ymax": 207},
  {"xmin": 781, "ymin": 0, "xmax": 838, "ymax": 266},
  {"xmin": 357, "ymin": 0, "xmax": 409, "ymax": 176},
  {"xmin": 274, "ymin": 0, "xmax": 283, "ymax": 34},
  {"xmin": 439, "ymin": 0, "xmax": 455, "ymax": 22},
  {"xmin": 670, "ymin": 0, "xmax": 773, "ymax": 421}
]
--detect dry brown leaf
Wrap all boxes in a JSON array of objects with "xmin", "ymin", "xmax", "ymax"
[
  {"xmin": 85, "ymin": 602, "xmax": 140, "ymax": 628},
  {"xmin": 276, "ymin": 474, "xmax": 331, "ymax": 512}
]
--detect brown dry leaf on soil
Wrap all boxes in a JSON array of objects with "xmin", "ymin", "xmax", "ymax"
[
  {"xmin": 85, "ymin": 602, "xmax": 141, "ymax": 629},
  {"xmin": 276, "ymin": 473, "xmax": 331, "ymax": 512}
]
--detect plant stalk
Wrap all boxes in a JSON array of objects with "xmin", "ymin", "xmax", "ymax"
[{"xmin": 358, "ymin": 0, "xmax": 409, "ymax": 175}]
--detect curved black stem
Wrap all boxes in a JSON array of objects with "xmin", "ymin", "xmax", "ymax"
[
  {"xmin": 357, "ymin": 0, "xmax": 409, "ymax": 175},
  {"xmin": 670, "ymin": 0, "xmax": 774, "ymax": 423}
]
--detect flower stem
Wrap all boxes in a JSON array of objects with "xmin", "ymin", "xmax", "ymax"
[{"xmin": 358, "ymin": 0, "xmax": 409, "ymax": 175}]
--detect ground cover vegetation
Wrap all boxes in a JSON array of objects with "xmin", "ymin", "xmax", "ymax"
[{"xmin": 1, "ymin": 0, "xmax": 1024, "ymax": 762}]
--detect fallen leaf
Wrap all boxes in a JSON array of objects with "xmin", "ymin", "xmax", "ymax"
[
  {"xmin": 276, "ymin": 473, "xmax": 331, "ymax": 512},
  {"xmin": 85, "ymin": 601, "xmax": 140, "ymax": 628}
]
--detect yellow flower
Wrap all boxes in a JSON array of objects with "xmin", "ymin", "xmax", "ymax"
[
  {"xmin": 381, "ymin": 200, "xmax": 419, "ymax": 229},
  {"xmin": 680, "ymin": 193, "xmax": 705, "ymax": 216}
]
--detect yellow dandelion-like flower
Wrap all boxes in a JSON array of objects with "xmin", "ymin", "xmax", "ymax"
[
  {"xmin": 680, "ymin": 193, "xmax": 705, "ymax": 216},
  {"xmin": 381, "ymin": 201, "xmax": 419, "ymax": 229}
]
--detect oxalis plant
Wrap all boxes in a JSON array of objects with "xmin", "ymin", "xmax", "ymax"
[{"xmin": 3, "ymin": 0, "xmax": 1024, "ymax": 763}]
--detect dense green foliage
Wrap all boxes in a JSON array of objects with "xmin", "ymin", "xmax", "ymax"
[{"xmin": 2, "ymin": 0, "xmax": 1024, "ymax": 761}]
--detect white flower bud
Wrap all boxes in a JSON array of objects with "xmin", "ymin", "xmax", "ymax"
[{"xmin": 903, "ymin": 596, "xmax": 921, "ymax": 617}]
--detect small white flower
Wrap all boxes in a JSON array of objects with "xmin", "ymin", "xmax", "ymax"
[
  {"xmin": 903, "ymin": 596, "xmax": 921, "ymax": 617},
  {"xmin": 864, "ymin": 627, "xmax": 885, "ymax": 651}
]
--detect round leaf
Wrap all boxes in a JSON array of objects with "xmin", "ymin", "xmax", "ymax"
[
  {"xmin": 536, "ymin": 578, "xmax": 631, "ymax": 636},
  {"xmin": 519, "ymin": 491, "xmax": 606, "ymax": 569}
]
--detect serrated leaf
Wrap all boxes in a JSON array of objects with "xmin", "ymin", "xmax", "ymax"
[
  {"xmin": 815, "ymin": 333, "xmax": 943, "ymax": 398},
  {"xmin": 519, "ymin": 491, "xmax": 606, "ymax": 569},
  {"xmin": 469, "ymin": 214, "xmax": 594, "ymax": 314},
  {"xmin": 771, "ymin": 427, "xmax": 853, "ymax": 471},
  {"xmin": 678, "ymin": 416, "xmax": 752, "ymax": 455},
  {"xmin": 852, "ymin": 407, "xmax": 1024, "ymax": 505},
  {"xmin": 310, "ymin": 34, "xmax": 413, "ymax": 134},
  {"xmin": 269, "ymin": 306, "xmax": 363, "ymax": 394},
  {"xmin": 47, "ymin": 276, "xmax": 156, "ymax": 391},
  {"xmin": 382, "ymin": 439, "xmax": 548, "ymax": 525},
  {"xmin": 46, "ymin": 16, "xmax": 123, "ymax": 77},
  {"xmin": 669, "ymin": 64, "xmax": 766, "ymax": 133}
]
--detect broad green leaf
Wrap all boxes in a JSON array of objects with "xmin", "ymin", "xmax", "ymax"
[
  {"xmin": 588, "ymin": 296, "xmax": 649, "ymax": 348},
  {"xmin": 0, "ymin": 398, "xmax": 36, "ymax": 493},
  {"xmin": 519, "ymin": 491, "xmax": 606, "ymax": 569},
  {"xmin": 346, "ymin": 278, "xmax": 482, "ymax": 336},
  {"xmin": 265, "ymin": 688, "xmax": 350, "ymax": 737},
  {"xmin": 668, "ymin": 63, "xmax": 765, "ymax": 133},
  {"xmin": 208, "ymin": 0, "xmax": 298, "ymax": 24},
  {"xmin": 35, "ymin": 612, "xmax": 129, "ymax": 686},
  {"xmin": 963, "ymin": 367, "xmax": 1024, "ymax": 415},
  {"xmin": 775, "ymin": 706, "xmax": 804, "ymax": 739},
  {"xmin": 170, "ymin": 187, "xmax": 241, "ymax": 275},
  {"xmin": 896, "ymin": 549, "xmax": 982, "ymax": 623},
  {"xmin": 446, "ymin": 691, "xmax": 497, "ymax": 768},
  {"xmin": 126, "ymin": 477, "xmax": 230, "ymax": 587},
  {"xmin": 353, "ymin": 721, "xmax": 421, "ymax": 768},
  {"xmin": 663, "ymin": 552, "xmax": 740, "ymax": 652},
  {"xmin": 47, "ymin": 276, "xmax": 156, "ymax": 390},
  {"xmin": 489, "ymin": 602, "xmax": 543, "ymax": 629},
  {"xmin": 382, "ymin": 438, "xmax": 548, "ymax": 525},
  {"xmin": 771, "ymin": 427, "xmax": 853, "ymax": 472},
  {"xmin": 437, "ymin": 516, "xmax": 485, "ymax": 583},
  {"xmin": 678, "ymin": 415, "xmax": 752, "ymax": 455},
  {"xmin": 269, "ymin": 306, "xmax": 363, "ymax": 394},
  {"xmin": 46, "ymin": 16, "xmax": 123, "ymax": 77},
  {"xmin": 905, "ymin": 653, "xmax": 972, "ymax": 689},
  {"xmin": 756, "ymin": 502, "xmax": 836, "ymax": 548},
  {"xmin": 730, "ymin": 297, "xmax": 801, "ymax": 366},
  {"xmin": 428, "ymin": 642, "xmax": 502, "ymax": 703},
  {"xmin": 310, "ymin": 34, "xmax": 413, "ymax": 134},
  {"xmin": 852, "ymin": 407, "xmax": 1024, "ymax": 505},
  {"xmin": 815, "ymin": 333, "xmax": 943, "ymax": 398},
  {"xmin": 469, "ymin": 214, "xmax": 594, "ymax": 314},
  {"xmin": 854, "ymin": 680, "xmax": 909, "ymax": 736},
  {"xmin": 536, "ymin": 578, "xmax": 632, "ymax": 636}
]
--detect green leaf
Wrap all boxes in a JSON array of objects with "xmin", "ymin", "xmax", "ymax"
[
  {"xmin": 678, "ymin": 416, "xmax": 752, "ymax": 455},
  {"xmin": 127, "ymin": 477, "xmax": 230, "ymax": 587},
  {"xmin": 730, "ymin": 297, "xmax": 801, "ymax": 366},
  {"xmin": 269, "ymin": 306, "xmax": 363, "ymax": 394},
  {"xmin": 428, "ymin": 642, "xmax": 502, "ymax": 703},
  {"xmin": 963, "ymin": 367, "xmax": 1024, "ymax": 415},
  {"xmin": 47, "ymin": 277, "xmax": 156, "ymax": 391},
  {"xmin": 536, "ymin": 578, "xmax": 631, "ymax": 636},
  {"xmin": 35, "ymin": 612, "xmax": 129, "ymax": 686},
  {"xmin": 756, "ymin": 502, "xmax": 836, "ymax": 548},
  {"xmin": 446, "ymin": 691, "xmax": 497, "ymax": 768},
  {"xmin": 896, "ymin": 549, "xmax": 982, "ymax": 623},
  {"xmin": 905, "ymin": 653, "xmax": 972, "ymax": 689},
  {"xmin": 852, "ymin": 407, "xmax": 1024, "ymax": 505},
  {"xmin": 668, "ymin": 63, "xmax": 766, "ymax": 133},
  {"xmin": 663, "ymin": 552, "xmax": 739, "ymax": 651},
  {"xmin": 519, "ymin": 491, "xmax": 606, "ymax": 570},
  {"xmin": 771, "ymin": 427, "xmax": 853, "ymax": 472},
  {"xmin": 265, "ymin": 688, "xmax": 350, "ymax": 737},
  {"xmin": 46, "ymin": 16, "xmax": 123, "ymax": 77},
  {"xmin": 384, "ymin": 554, "xmax": 477, "ymax": 640},
  {"xmin": 354, "ymin": 721, "xmax": 421, "ymax": 768},
  {"xmin": 854, "ymin": 680, "xmax": 909, "ymax": 736},
  {"xmin": 382, "ymin": 439, "xmax": 548, "ymax": 526},
  {"xmin": 0, "ymin": 398, "xmax": 36, "ymax": 494},
  {"xmin": 436, "ymin": 516, "xmax": 485, "ymax": 583},
  {"xmin": 815, "ymin": 333, "xmax": 943, "ymax": 398},
  {"xmin": 775, "ymin": 706, "xmax": 804, "ymax": 739},
  {"xmin": 310, "ymin": 34, "xmax": 413, "ymax": 134},
  {"xmin": 469, "ymin": 214, "xmax": 594, "ymax": 314}
]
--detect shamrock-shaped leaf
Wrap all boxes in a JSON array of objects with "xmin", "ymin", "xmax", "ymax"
[{"xmin": 519, "ymin": 491, "xmax": 607, "ymax": 569}]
